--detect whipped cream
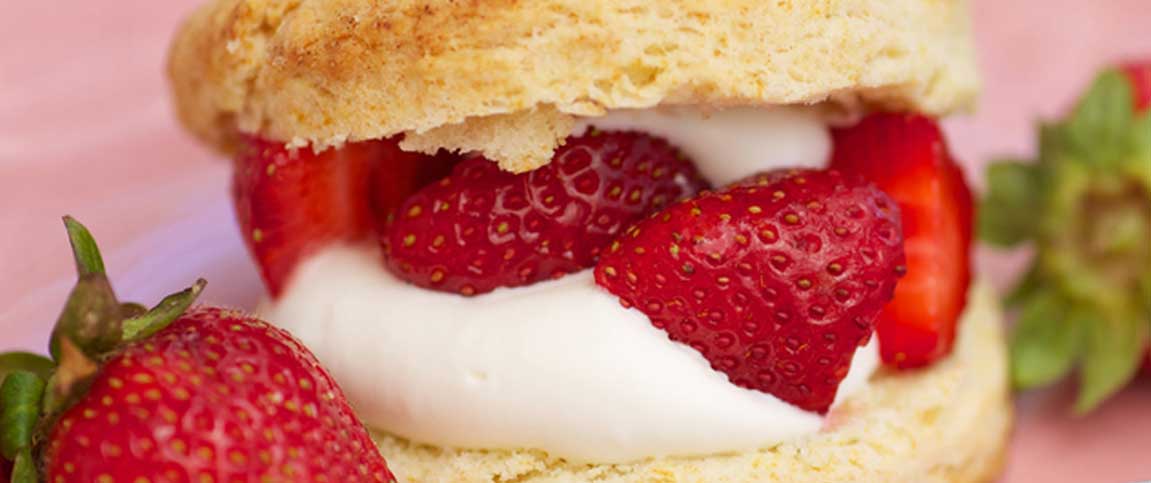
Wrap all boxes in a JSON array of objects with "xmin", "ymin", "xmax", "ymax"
[
  {"xmin": 268, "ymin": 249, "xmax": 877, "ymax": 463},
  {"xmin": 574, "ymin": 106, "xmax": 831, "ymax": 186},
  {"xmin": 265, "ymin": 107, "xmax": 871, "ymax": 463}
]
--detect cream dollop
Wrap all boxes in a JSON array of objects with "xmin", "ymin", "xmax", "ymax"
[
  {"xmin": 574, "ymin": 106, "xmax": 831, "ymax": 185},
  {"xmin": 264, "ymin": 107, "xmax": 874, "ymax": 463}
]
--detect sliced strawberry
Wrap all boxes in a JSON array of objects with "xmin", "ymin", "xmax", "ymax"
[
  {"xmin": 233, "ymin": 138, "xmax": 457, "ymax": 296},
  {"xmin": 368, "ymin": 140, "xmax": 461, "ymax": 232},
  {"xmin": 596, "ymin": 169, "xmax": 905, "ymax": 413},
  {"xmin": 382, "ymin": 131, "xmax": 708, "ymax": 296},
  {"xmin": 831, "ymin": 114, "xmax": 974, "ymax": 369},
  {"xmin": 1122, "ymin": 61, "xmax": 1151, "ymax": 112}
]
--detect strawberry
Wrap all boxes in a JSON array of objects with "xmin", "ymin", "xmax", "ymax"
[
  {"xmin": 0, "ymin": 218, "xmax": 395, "ymax": 482},
  {"xmin": 595, "ymin": 169, "xmax": 905, "ymax": 413},
  {"xmin": 1122, "ymin": 61, "xmax": 1151, "ymax": 112},
  {"xmin": 383, "ymin": 130, "xmax": 708, "ymax": 296},
  {"xmin": 369, "ymin": 139, "xmax": 461, "ymax": 232},
  {"xmin": 233, "ymin": 137, "xmax": 457, "ymax": 297},
  {"xmin": 42, "ymin": 307, "xmax": 393, "ymax": 482},
  {"xmin": 831, "ymin": 114, "xmax": 973, "ymax": 369},
  {"xmin": 983, "ymin": 65, "xmax": 1151, "ymax": 412}
]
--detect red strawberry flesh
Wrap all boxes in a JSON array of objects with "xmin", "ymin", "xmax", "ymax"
[
  {"xmin": 42, "ymin": 307, "xmax": 395, "ymax": 482},
  {"xmin": 383, "ymin": 130, "xmax": 708, "ymax": 296},
  {"xmin": 831, "ymin": 113, "xmax": 973, "ymax": 369},
  {"xmin": 369, "ymin": 140, "xmax": 461, "ymax": 231},
  {"xmin": 233, "ymin": 137, "xmax": 457, "ymax": 297},
  {"xmin": 596, "ymin": 169, "xmax": 905, "ymax": 413}
]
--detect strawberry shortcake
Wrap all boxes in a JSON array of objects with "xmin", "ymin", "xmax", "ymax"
[{"xmin": 168, "ymin": 1, "xmax": 1010, "ymax": 481}]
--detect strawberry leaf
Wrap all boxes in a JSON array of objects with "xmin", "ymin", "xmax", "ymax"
[
  {"xmin": 122, "ymin": 279, "xmax": 207, "ymax": 342},
  {"xmin": 979, "ymin": 161, "xmax": 1040, "ymax": 246},
  {"xmin": 1130, "ymin": 111, "xmax": 1151, "ymax": 177},
  {"xmin": 0, "ymin": 353, "xmax": 53, "ymax": 384},
  {"xmin": 63, "ymin": 216, "xmax": 106, "ymax": 277},
  {"xmin": 1005, "ymin": 264, "xmax": 1043, "ymax": 308},
  {"xmin": 1140, "ymin": 271, "xmax": 1151, "ymax": 313},
  {"xmin": 1075, "ymin": 308, "xmax": 1144, "ymax": 413},
  {"xmin": 1065, "ymin": 70, "xmax": 1134, "ymax": 167},
  {"xmin": 1009, "ymin": 292, "xmax": 1080, "ymax": 389},
  {"xmin": 10, "ymin": 448, "xmax": 35, "ymax": 483},
  {"xmin": 0, "ymin": 372, "xmax": 45, "ymax": 461}
]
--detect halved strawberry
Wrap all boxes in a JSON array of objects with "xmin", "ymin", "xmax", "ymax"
[
  {"xmin": 831, "ymin": 114, "xmax": 974, "ymax": 369},
  {"xmin": 596, "ymin": 169, "xmax": 906, "ymax": 413},
  {"xmin": 382, "ymin": 131, "xmax": 708, "ymax": 296},
  {"xmin": 368, "ymin": 140, "xmax": 461, "ymax": 232},
  {"xmin": 233, "ymin": 138, "xmax": 457, "ymax": 296},
  {"xmin": 1122, "ymin": 61, "xmax": 1151, "ymax": 112}
]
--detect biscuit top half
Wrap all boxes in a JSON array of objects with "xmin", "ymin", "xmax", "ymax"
[{"xmin": 168, "ymin": 0, "xmax": 978, "ymax": 172}]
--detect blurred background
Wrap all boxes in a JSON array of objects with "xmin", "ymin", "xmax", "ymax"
[{"xmin": 2, "ymin": 1, "xmax": 1150, "ymax": 481}]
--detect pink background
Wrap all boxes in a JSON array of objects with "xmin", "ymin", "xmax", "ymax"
[{"xmin": 2, "ymin": 1, "xmax": 1150, "ymax": 481}]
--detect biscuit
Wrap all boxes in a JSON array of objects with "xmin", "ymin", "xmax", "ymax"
[{"xmin": 168, "ymin": 0, "xmax": 978, "ymax": 171}]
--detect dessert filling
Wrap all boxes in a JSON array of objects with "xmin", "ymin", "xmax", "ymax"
[
  {"xmin": 261, "ymin": 108, "xmax": 889, "ymax": 462},
  {"xmin": 266, "ymin": 249, "xmax": 878, "ymax": 463}
]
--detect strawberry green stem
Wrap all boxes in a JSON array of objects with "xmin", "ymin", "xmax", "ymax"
[{"xmin": 0, "ymin": 372, "xmax": 45, "ymax": 461}]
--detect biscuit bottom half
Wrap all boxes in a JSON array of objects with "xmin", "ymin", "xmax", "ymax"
[{"xmin": 372, "ymin": 281, "xmax": 1011, "ymax": 483}]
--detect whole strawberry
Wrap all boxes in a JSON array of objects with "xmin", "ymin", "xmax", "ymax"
[
  {"xmin": 383, "ymin": 130, "xmax": 708, "ymax": 296},
  {"xmin": 596, "ymin": 169, "xmax": 905, "ymax": 413},
  {"xmin": 0, "ymin": 218, "xmax": 395, "ymax": 482},
  {"xmin": 982, "ymin": 64, "xmax": 1151, "ymax": 412}
]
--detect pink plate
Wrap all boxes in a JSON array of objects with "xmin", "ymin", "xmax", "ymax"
[{"xmin": 2, "ymin": 0, "xmax": 1150, "ymax": 481}]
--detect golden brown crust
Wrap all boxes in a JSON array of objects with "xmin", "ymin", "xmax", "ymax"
[
  {"xmin": 168, "ymin": 0, "xmax": 979, "ymax": 171},
  {"xmin": 371, "ymin": 281, "xmax": 1012, "ymax": 482}
]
